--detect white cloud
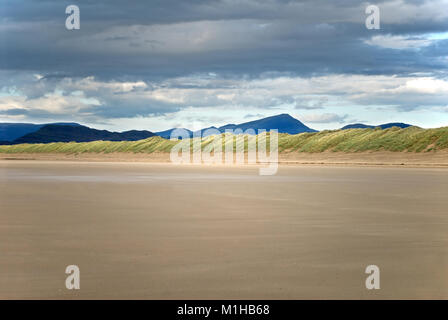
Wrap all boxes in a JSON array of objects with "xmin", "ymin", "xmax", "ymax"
[
  {"xmin": 365, "ymin": 34, "xmax": 433, "ymax": 50},
  {"xmin": 394, "ymin": 78, "xmax": 448, "ymax": 94},
  {"xmin": 2, "ymin": 72, "xmax": 448, "ymax": 124},
  {"xmin": 301, "ymin": 113, "xmax": 348, "ymax": 123}
]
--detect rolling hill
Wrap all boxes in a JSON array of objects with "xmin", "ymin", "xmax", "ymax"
[
  {"xmin": 341, "ymin": 122, "xmax": 412, "ymax": 130},
  {"xmin": 0, "ymin": 122, "xmax": 80, "ymax": 142},
  {"xmin": 11, "ymin": 124, "xmax": 156, "ymax": 144}
]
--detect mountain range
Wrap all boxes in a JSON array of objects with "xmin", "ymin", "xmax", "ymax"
[
  {"xmin": 0, "ymin": 122, "xmax": 80, "ymax": 143},
  {"xmin": 341, "ymin": 123, "xmax": 412, "ymax": 130},
  {"xmin": 156, "ymin": 114, "xmax": 317, "ymax": 138},
  {"xmin": 0, "ymin": 114, "xmax": 414, "ymax": 144},
  {"xmin": 1, "ymin": 124, "xmax": 155, "ymax": 145}
]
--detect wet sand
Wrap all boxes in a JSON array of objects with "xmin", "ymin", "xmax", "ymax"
[{"xmin": 0, "ymin": 161, "xmax": 447, "ymax": 299}]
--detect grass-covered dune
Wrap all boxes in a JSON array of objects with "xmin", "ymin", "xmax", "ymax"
[
  {"xmin": 279, "ymin": 126, "xmax": 448, "ymax": 153},
  {"xmin": 1, "ymin": 126, "xmax": 448, "ymax": 154}
]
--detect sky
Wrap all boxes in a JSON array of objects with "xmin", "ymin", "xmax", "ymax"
[{"xmin": 1, "ymin": 0, "xmax": 448, "ymax": 132}]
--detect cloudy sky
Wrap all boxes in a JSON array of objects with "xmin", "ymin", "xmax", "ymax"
[{"xmin": 1, "ymin": 0, "xmax": 448, "ymax": 131}]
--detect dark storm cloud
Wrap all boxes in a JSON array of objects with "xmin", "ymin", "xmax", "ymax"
[
  {"xmin": 0, "ymin": 0, "xmax": 447, "ymax": 80},
  {"xmin": 79, "ymin": 98, "xmax": 182, "ymax": 118},
  {"xmin": 0, "ymin": 107, "xmax": 76, "ymax": 120}
]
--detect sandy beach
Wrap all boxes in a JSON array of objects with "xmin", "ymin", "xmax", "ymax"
[
  {"xmin": 0, "ymin": 160, "xmax": 447, "ymax": 299},
  {"xmin": 1, "ymin": 150, "xmax": 448, "ymax": 167}
]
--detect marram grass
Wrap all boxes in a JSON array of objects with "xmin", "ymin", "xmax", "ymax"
[{"xmin": 1, "ymin": 126, "xmax": 448, "ymax": 154}]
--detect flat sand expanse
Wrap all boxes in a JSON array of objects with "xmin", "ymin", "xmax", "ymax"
[{"xmin": 0, "ymin": 161, "xmax": 447, "ymax": 299}]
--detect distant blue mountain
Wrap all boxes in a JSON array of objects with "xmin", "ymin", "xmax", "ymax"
[
  {"xmin": 217, "ymin": 114, "xmax": 316, "ymax": 135},
  {"xmin": 341, "ymin": 123, "xmax": 372, "ymax": 129},
  {"xmin": 0, "ymin": 122, "xmax": 80, "ymax": 142},
  {"xmin": 341, "ymin": 122, "xmax": 412, "ymax": 130},
  {"xmin": 157, "ymin": 126, "xmax": 220, "ymax": 139},
  {"xmin": 10, "ymin": 124, "xmax": 155, "ymax": 144},
  {"xmin": 0, "ymin": 117, "xmax": 414, "ymax": 145},
  {"xmin": 155, "ymin": 128, "xmax": 193, "ymax": 139},
  {"xmin": 156, "ymin": 114, "xmax": 316, "ymax": 139},
  {"xmin": 377, "ymin": 123, "xmax": 413, "ymax": 129}
]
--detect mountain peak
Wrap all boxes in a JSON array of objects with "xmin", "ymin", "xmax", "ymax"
[
  {"xmin": 275, "ymin": 113, "xmax": 293, "ymax": 118},
  {"xmin": 215, "ymin": 113, "xmax": 316, "ymax": 135},
  {"xmin": 260, "ymin": 113, "xmax": 295, "ymax": 121}
]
